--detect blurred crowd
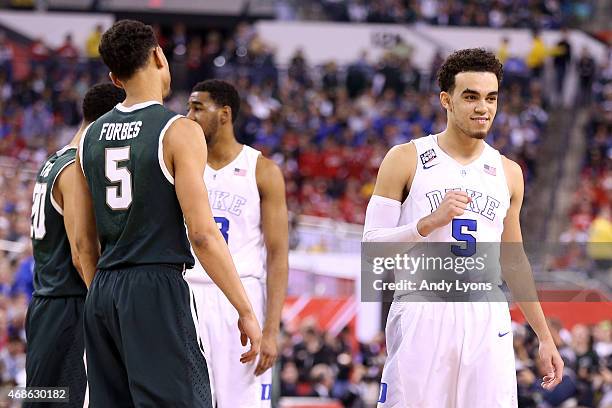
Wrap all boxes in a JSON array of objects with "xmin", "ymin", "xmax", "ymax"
[
  {"xmin": 276, "ymin": 0, "xmax": 595, "ymax": 29},
  {"xmin": 514, "ymin": 319, "xmax": 612, "ymax": 408},
  {"xmin": 274, "ymin": 317, "xmax": 612, "ymax": 408},
  {"xmin": 555, "ymin": 47, "xmax": 612, "ymax": 275}
]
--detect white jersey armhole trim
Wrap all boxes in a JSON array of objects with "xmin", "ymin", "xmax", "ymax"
[
  {"xmin": 158, "ymin": 114, "xmax": 183, "ymax": 185},
  {"xmin": 50, "ymin": 158, "xmax": 76, "ymax": 216},
  {"xmin": 250, "ymin": 147, "xmax": 262, "ymax": 197},
  {"xmin": 497, "ymin": 151, "xmax": 512, "ymax": 207},
  {"xmin": 78, "ymin": 122, "xmax": 94, "ymax": 176},
  {"xmin": 400, "ymin": 139, "xmax": 420, "ymax": 208}
]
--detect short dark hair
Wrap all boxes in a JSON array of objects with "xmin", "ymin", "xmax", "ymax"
[
  {"xmin": 99, "ymin": 20, "xmax": 157, "ymax": 80},
  {"xmin": 437, "ymin": 48, "xmax": 503, "ymax": 93},
  {"xmin": 82, "ymin": 83, "xmax": 125, "ymax": 123},
  {"xmin": 192, "ymin": 80, "xmax": 241, "ymax": 123}
]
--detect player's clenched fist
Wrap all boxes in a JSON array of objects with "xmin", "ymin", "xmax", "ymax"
[
  {"xmin": 417, "ymin": 191, "xmax": 471, "ymax": 236},
  {"xmin": 238, "ymin": 313, "xmax": 262, "ymax": 364}
]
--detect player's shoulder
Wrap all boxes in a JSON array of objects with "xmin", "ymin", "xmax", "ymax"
[
  {"xmin": 382, "ymin": 141, "xmax": 417, "ymax": 166},
  {"xmin": 256, "ymin": 153, "xmax": 284, "ymax": 191},
  {"xmin": 166, "ymin": 116, "xmax": 204, "ymax": 141},
  {"xmin": 256, "ymin": 154, "xmax": 283, "ymax": 178},
  {"xmin": 500, "ymin": 155, "xmax": 523, "ymax": 179}
]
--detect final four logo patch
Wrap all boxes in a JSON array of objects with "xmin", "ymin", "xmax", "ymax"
[{"xmin": 420, "ymin": 148, "xmax": 438, "ymax": 169}]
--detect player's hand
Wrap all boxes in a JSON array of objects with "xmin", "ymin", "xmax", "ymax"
[
  {"xmin": 238, "ymin": 313, "xmax": 262, "ymax": 364},
  {"xmin": 539, "ymin": 338, "xmax": 564, "ymax": 390},
  {"xmin": 254, "ymin": 330, "xmax": 278, "ymax": 376},
  {"xmin": 419, "ymin": 191, "xmax": 471, "ymax": 235}
]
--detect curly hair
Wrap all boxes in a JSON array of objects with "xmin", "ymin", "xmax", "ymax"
[
  {"xmin": 99, "ymin": 20, "xmax": 157, "ymax": 80},
  {"xmin": 437, "ymin": 48, "xmax": 503, "ymax": 93},
  {"xmin": 82, "ymin": 83, "xmax": 126, "ymax": 123},
  {"xmin": 192, "ymin": 80, "xmax": 241, "ymax": 123}
]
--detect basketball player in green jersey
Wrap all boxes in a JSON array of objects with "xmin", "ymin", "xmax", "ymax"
[
  {"xmin": 73, "ymin": 20, "xmax": 261, "ymax": 407},
  {"xmin": 26, "ymin": 83, "xmax": 125, "ymax": 408}
]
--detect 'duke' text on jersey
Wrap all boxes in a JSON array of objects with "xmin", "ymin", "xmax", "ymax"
[
  {"xmin": 98, "ymin": 121, "xmax": 143, "ymax": 141},
  {"xmin": 209, "ymin": 189, "xmax": 248, "ymax": 216},
  {"xmin": 425, "ymin": 188, "xmax": 502, "ymax": 221}
]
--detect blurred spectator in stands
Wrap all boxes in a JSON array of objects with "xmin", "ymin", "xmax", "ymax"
[
  {"xmin": 526, "ymin": 30, "xmax": 547, "ymax": 80},
  {"xmin": 0, "ymin": 31, "xmax": 14, "ymax": 82},
  {"xmin": 201, "ymin": 31, "xmax": 222, "ymax": 81},
  {"xmin": 347, "ymin": 0, "xmax": 367, "ymax": 22},
  {"xmin": 56, "ymin": 33, "xmax": 79, "ymax": 64},
  {"xmin": 577, "ymin": 46, "xmax": 597, "ymax": 106},
  {"xmin": 186, "ymin": 36, "xmax": 204, "ymax": 91},
  {"xmin": 572, "ymin": 324, "xmax": 599, "ymax": 406},
  {"xmin": 29, "ymin": 37, "xmax": 50, "ymax": 72},
  {"xmin": 280, "ymin": 360, "xmax": 300, "ymax": 396},
  {"xmin": 497, "ymin": 37, "xmax": 510, "ymax": 65},
  {"xmin": 0, "ymin": 334, "xmax": 25, "ymax": 385},
  {"xmin": 338, "ymin": 364, "xmax": 367, "ymax": 408},
  {"xmin": 346, "ymin": 51, "xmax": 371, "ymax": 98},
  {"xmin": 593, "ymin": 320, "xmax": 612, "ymax": 360},
  {"xmin": 85, "ymin": 24, "xmax": 103, "ymax": 79},
  {"xmin": 85, "ymin": 24, "xmax": 102, "ymax": 60},
  {"xmin": 288, "ymin": 48, "xmax": 311, "ymax": 87},
  {"xmin": 587, "ymin": 206, "xmax": 612, "ymax": 271},
  {"xmin": 248, "ymin": 37, "xmax": 278, "ymax": 88},
  {"xmin": 553, "ymin": 28, "xmax": 572, "ymax": 99},
  {"xmin": 310, "ymin": 364, "xmax": 334, "ymax": 397},
  {"xmin": 488, "ymin": 3, "xmax": 506, "ymax": 28},
  {"xmin": 168, "ymin": 22, "xmax": 188, "ymax": 91}
]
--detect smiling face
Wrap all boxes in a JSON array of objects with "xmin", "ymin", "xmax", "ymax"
[{"xmin": 441, "ymin": 71, "xmax": 499, "ymax": 140}]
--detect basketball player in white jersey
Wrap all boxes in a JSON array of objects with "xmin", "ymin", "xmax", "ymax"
[
  {"xmin": 363, "ymin": 49, "xmax": 564, "ymax": 407},
  {"xmin": 185, "ymin": 79, "xmax": 289, "ymax": 408}
]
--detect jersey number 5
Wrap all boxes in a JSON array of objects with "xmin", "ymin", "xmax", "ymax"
[
  {"xmin": 105, "ymin": 147, "xmax": 132, "ymax": 210},
  {"xmin": 451, "ymin": 218, "xmax": 477, "ymax": 257}
]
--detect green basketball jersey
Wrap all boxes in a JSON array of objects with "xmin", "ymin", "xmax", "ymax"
[
  {"xmin": 31, "ymin": 146, "xmax": 87, "ymax": 297},
  {"xmin": 80, "ymin": 101, "xmax": 195, "ymax": 270}
]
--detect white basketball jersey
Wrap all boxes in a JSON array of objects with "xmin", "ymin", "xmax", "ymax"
[
  {"xmin": 402, "ymin": 134, "xmax": 510, "ymax": 242},
  {"xmin": 187, "ymin": 145, "xmax": 266, "ymax": 282}
]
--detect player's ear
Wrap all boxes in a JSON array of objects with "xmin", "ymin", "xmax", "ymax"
[
  {"xmin": 109, "ymin": 72, "xmax": 124, "ymax": 89},
  {"xmin": 220, "ymin": 106, "xmax": 231, "ymax": 125},
  {"xmin": 440, "ymin": 91, "xmax": 452, "ymax": 112},
  {"xmin": 152, "ymin": 46, "xmax": 166, "ymax": 69}
]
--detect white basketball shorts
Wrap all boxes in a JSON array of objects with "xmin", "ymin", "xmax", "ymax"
[
  {"xmin": 377, "ymin": 301, "xmax": 517, "ymax": 408},
  {"xmin": 189, "ymin": 277, "xmax": 272, "ymax": 408}
]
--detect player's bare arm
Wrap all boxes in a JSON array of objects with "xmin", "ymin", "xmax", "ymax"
[
  {"xmin": 165, "ymin": 117, "xmax": 261, "ymax": 362},
  {"xmin": 364, "ymin": 141, "xmax": 470, "ymax": 241},
  {"xmin": 73, "ymin": 150, "xmax": 100, "ymax": 288},
  {"xmin": 53, "ymin": 162, "xmax": 85, "ymax": 282},
  {"xmin": 371, "ymin": 142, "xmax": 415, "ymax": 202},
  {"xmin": 500, "ymin": 156, "xmax": 564, "ymax": 389},
  {"xmin": 254, "ymin": 156, "xmax": 289, "ymax": 376}
]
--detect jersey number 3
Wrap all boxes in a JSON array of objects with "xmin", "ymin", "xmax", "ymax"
[
  {"xmin": 214, "ymin": 217, "xmax": 229, "ymax": 243},
  {"xmin": 105, "ymin": 147, "xmax": 132, "ymax": 210}
]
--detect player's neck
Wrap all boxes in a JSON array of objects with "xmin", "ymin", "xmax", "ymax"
[
  {"xmin": 121, "ymin": 75, "xmax": 164, "ymax": 106},
  {"xmin": 68, "ymin": 122, "xmax": 88, "ymax": 148},
  {"xmin": 437, "ymin": 126, "xmax": 485, "ymax": 162},
  {"xmin": 207, "ymin": 132, "xmax": 243, "ymax": 169}
]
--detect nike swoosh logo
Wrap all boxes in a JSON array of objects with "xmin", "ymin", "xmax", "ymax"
[
  {"xmin": 498, "ymin": 331, "xmax": 510, "ymax": 337},
  {"xmin": 423, "ymin": 162, "xmax": 439, "ymax": 169}
]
